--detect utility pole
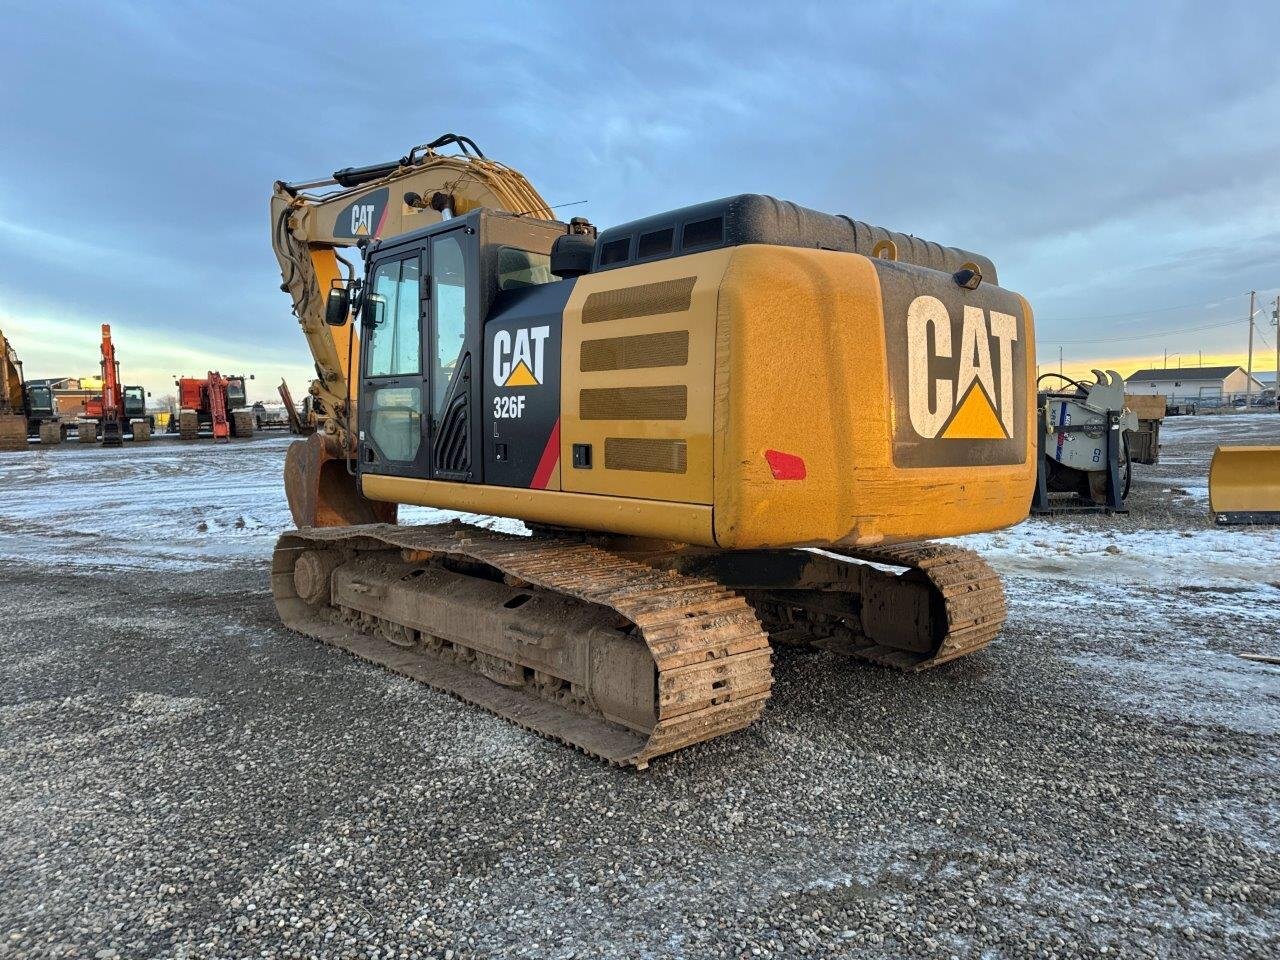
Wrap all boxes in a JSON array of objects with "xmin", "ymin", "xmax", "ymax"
[
  {"xmin": 1246, "ymin": 290, "xmax": 1257, "ymax": 408},
  {"xmin": 1274, "ymin": 295, "xmax": 1279, "ymax": 403},
  {"xmin": 1058, "ymin": 346, "xmax": 1063, "ymax": 376},
  {"xmin": 1163, "ymin": 348, "xmax": 1168, "ymax": 368}
]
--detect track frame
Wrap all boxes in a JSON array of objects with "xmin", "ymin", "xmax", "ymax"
[{"xmin": 271, "ymin": 523, "xmax": 1006, "ymax": 766}]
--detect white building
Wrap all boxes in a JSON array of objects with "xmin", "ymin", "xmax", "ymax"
[{"xmin": 1125, "ymin": 366, "xmax": 1268, "ymax": 403}]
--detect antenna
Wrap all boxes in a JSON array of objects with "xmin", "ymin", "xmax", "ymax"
[{"xmin": 512, "ymin": 199, "xmax": 589, "ymax": 218}]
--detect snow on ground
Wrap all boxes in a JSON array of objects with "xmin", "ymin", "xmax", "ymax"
[
  {"xmin": 1159, "ymin": 411, "xmax": 1274, "ymax": 442},
  {"xmin": 0, "ymin": 434, "xmax": 523, "ymax": 572},
  {"xmin": 1, "ymin": 417, "xmax": 1277, "ymax": 958},
  {"xmin": 1146, "ymin": 413, "xmax": 1277, "ymax": 507},
  {"xmin": 942, "ymin": 411, "xmax": 1280, "ymax": 740},
  {"xmin": 951, "ymin": 521, "xmax": 1280, "ymax": 590},
  {"xmin": 946, "ymin": 411, "xmax": 1280, "ymax": 591}
]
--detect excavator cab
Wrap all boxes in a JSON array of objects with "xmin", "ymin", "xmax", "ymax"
[
  {"xmin": 355, "ymin": 209, "xmax": 564, "ymax": 486},
  {"xmin": 123, "ymin": 385, "xmax": 147, "ymax": 421},
  {"xmin": 24, "ymin": 383, "xmax": 53, "ymax": 426},
  {"xmin": 226, "ymin": 376, "xmax": 248, "ymax": 410}
]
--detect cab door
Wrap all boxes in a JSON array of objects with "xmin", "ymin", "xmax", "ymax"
[
  {"xmin": 424, "ymin": 228, "xmax": 474, "ymax": 481},
  {"xmin": 359, "ymin": 251, "xmax": 430, "ymax": 478},
  {"xmin": 359, "ymin": 228, "xmax": 476, "ymax": 482}
]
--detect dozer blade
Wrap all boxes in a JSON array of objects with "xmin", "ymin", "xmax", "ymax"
[
  {"xmin": 1209, "ymin": 445, "xmax": 1280, "ymax": 524},
  {"xmin": 271, "ymin": 523, "xmax": 772, "ymax": 768},
  {"xmin": 283, "ymin": 432, "xmax": 397, "ymax": 528}
]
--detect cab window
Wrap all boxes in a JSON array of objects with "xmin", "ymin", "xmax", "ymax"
[
  {"xmin": 367, "ymin": 256, "xmax": 422, "ymax": 377},
  {"xmin": 431, "ymin": 234, "xmax": 467, "ymax": 417},
  {"xmin": 497, "ymin": 247, "xmax": 553, "ymax": 290}
]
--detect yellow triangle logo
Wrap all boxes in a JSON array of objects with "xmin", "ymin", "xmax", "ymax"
[
  {"xmin": 503, "ymin": 360, "xmax": 539, "ymax": 387},
  {"xmin": 940, "ymin": 380, "xmax": 1007, "ymax": 440}
]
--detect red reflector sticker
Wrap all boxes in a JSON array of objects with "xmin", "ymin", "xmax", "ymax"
[{"xmin": 764, "ymin": 449, "xmax": 806, "ymax": 480}]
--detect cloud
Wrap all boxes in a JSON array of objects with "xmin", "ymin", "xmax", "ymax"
[{"xmin": 3, "ymin": 0, "xmax": 1279, "ymax": 379}]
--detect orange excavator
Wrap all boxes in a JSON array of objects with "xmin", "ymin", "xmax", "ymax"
[
  {"xmin": 173, "ymin": 372, "xmax": 254, "ymax": 441},
  {"xmin": 81, "ymin": 324, "xmax": 150, "ymax": 445}
]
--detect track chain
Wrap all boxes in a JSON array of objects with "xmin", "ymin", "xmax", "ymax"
[
  {"xmin": 848, "ymin": 543, "xmax": 1006, "ymax": 668},
  {"xmin": 754, "ymin": 543, "xmax": 1006, "ymax": 671},
  {"xmin": 272, "ymin": 523, "xmax": 772, "ymax": 767}
]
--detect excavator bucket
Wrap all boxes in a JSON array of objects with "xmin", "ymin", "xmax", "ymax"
[
  {"xmin": 1209, "ymin": 445, "xmax": 1280, "ymax": 524},
  {"xmin": 283, "ymin": 432, "xmax": 397, "ymax": 528}
]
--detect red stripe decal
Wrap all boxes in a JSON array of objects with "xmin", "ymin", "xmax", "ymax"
[
  {"xmin": 373, "ymin": 203, "xmax": 390, "ymax": 238},
  {"xmin": 530, "ymin": 419, "xmax": 561, "ymax": 489}
]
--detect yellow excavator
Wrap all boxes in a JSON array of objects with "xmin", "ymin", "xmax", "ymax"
[
  {"xmin": 270, "ymin": 135, "xmax": 1037, "ymax": 766},
  {"xmin": 0, "ymin": 327, "xmax": 29, "ymax": 452}
]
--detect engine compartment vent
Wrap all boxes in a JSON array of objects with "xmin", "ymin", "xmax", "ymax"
[
  {"xmin": 580, "ymin": 331, "xmax": 690, "ymax": 372},
  {"xmin": 605, "ymin": 438, "xmax": 688, "ymax": 474},
  {"xmin": 581, "ymin": 277, "xmax": 696, "ymax": 325},
  {"xmin": 580, "ymin": 386, "xmax": 687, "ymax": 421}
]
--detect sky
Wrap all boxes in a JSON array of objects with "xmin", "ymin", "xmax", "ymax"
[{"xmin": 3, "ymin": 0, "xmax": 1280, "ymax": 401}]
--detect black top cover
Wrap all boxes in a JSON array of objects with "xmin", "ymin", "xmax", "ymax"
[{"xmin": 592, "ymin": 194, "xmax": 998, "ymax": 285}]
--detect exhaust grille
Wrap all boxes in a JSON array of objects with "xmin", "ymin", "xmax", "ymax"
[
  {"xmin": 579, "ymin": 385, "xmax": 687, "ymax": 421},
  {"xmin": 605, "ymin": 438, "xmax": 688, "ymax": 474},
  {"xmin": 580, "ymin": 331, "xmax": 690, "ymax": 372},
  {"xmin": 582, "ymin": 277, "xmax": 696, "ymax": 324}
]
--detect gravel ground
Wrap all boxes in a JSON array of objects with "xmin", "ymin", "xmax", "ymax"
[{"xmin": 0, "ymin": 421, "xmax": 1277, "ymax": 959}]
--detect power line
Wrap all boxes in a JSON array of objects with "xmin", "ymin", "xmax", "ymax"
[
  {"xmin": 1037, "ymin": 293, "xmax": 1248, "ymax": 323},
  {"xmin": 1038, "ymin": 318, "xmax": 1242, "ymax": 345}
]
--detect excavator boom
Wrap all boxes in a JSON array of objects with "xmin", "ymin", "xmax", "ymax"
[{"xmin": 99, "ymin": 325, "xmax": 121, "ymax": 422}]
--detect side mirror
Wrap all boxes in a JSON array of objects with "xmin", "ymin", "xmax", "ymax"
[
  {"xmin": 364, "ymin": 293, "xmax": 387, "ymax": 327},
  {"xmin": 147, "ymin": 391, "xmax": 152, "ymax": 398},
  {"xmin": 325, "ymin": 287, "xmax": 351, "ymax": 326}
]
